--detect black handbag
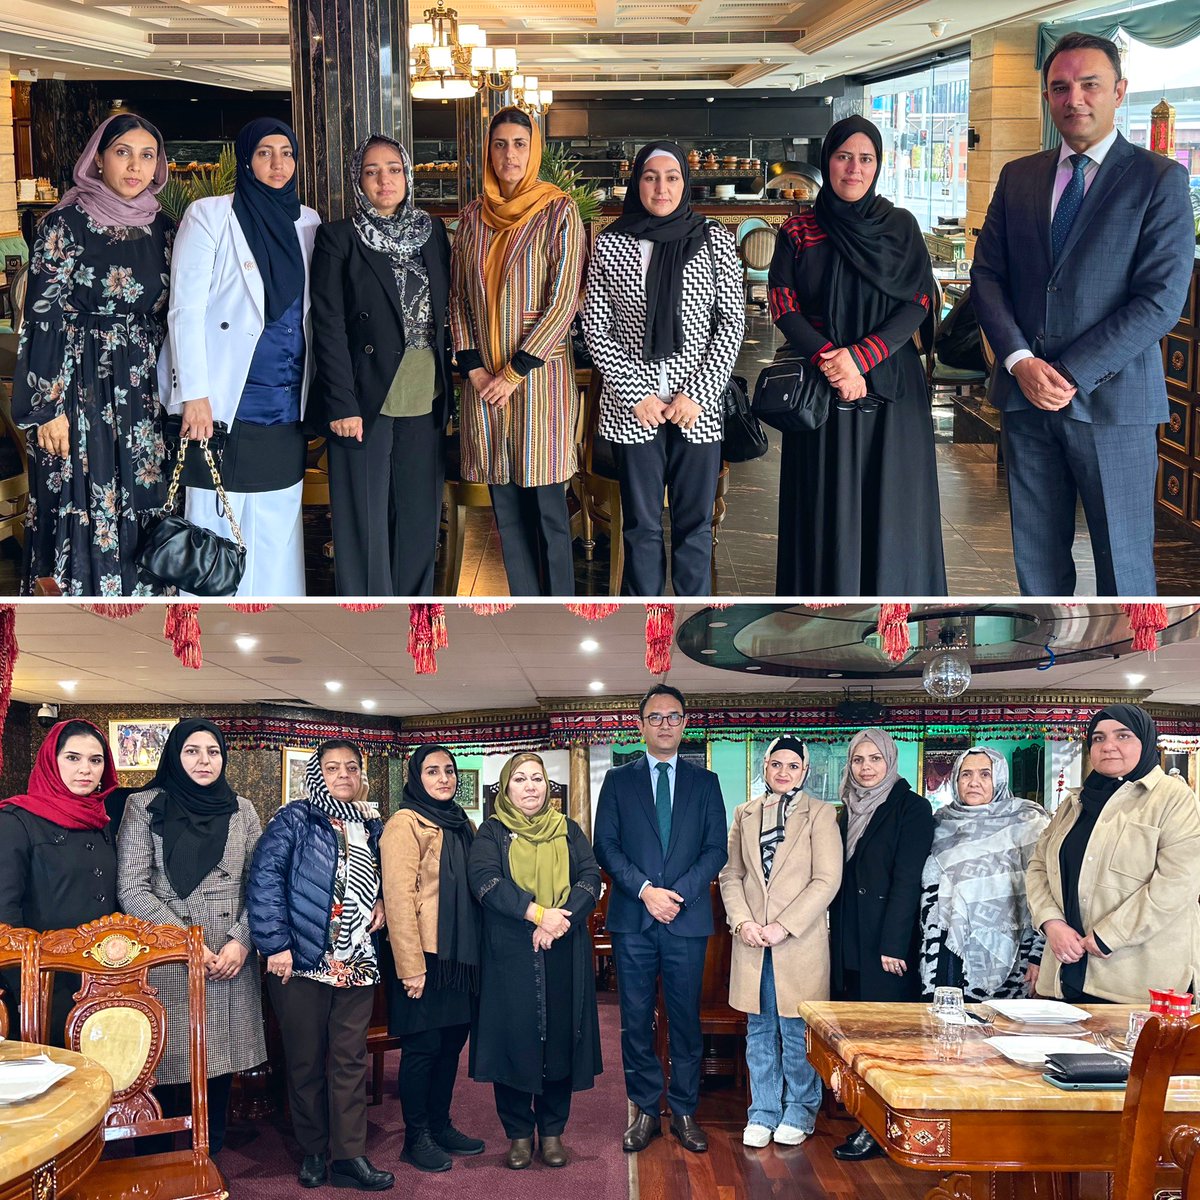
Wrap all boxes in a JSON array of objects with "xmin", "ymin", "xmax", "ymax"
[
  {"xmin": 751, "ymin": 355, "xmax": 834, "ymax": 433},
  {"xmin": 164, "ymin": 415, "xmax": 230, "ymax": 489},
  {"xmin": 137, "ymin": 437, "xmax": 247, "ymax": 596}
]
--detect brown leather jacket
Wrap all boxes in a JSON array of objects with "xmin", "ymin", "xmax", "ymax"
[{"xmin": 380, "ymin": 809, "xmax": 444, "ymax": 979}]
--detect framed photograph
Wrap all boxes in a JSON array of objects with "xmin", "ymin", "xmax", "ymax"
[
  {"xmin": 455, "ymin": 768, "xmax": 481, "ymax": 814},
  {"xmin": 281, "ymin": 746, "xmax": 311, "ymax": 805},
  {"xmin": 109, "ymin": 719, "xmax": 178, "ymax": 772}
]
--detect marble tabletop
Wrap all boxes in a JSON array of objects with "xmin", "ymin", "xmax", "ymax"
[
  {"xmin": 797, "ymin": 1002, "xmax": 1200, "ymax": 1113},
  {"xmin": 0, "ymin": 1041, "xmax": 112, "ymax": 1185}
]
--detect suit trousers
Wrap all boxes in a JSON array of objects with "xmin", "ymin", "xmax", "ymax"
[
  {"xmin": 612, "ymin": 925, "xmax": 709, "ymax": 1117},
  {"xmin": 267, "ymin": 976, "xmax": 375, "ymax": 1159},
  {"xmin": 615, "ymin": 426, "xmax": 721, "ymax": 596},
  {"xmin": 396, "ymin": 1023, "xmax": 469, "ymax": 1137},
  {"xmin": 1001, "ymin": 407, "xmax": 1158, "ymax": 595},
  {"xmin": 493, "ymin": 1076, "xmax": 572, "ymax": 1139},
  {"xmin": 328, "ymin": 410, "xmax": 444, "ymax": 597},
  {"xmin": 488, "ymin": 481, "xmax": 575, "ymax": 596}
]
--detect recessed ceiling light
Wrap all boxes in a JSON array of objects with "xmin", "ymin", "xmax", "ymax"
[
  {"xmin": 588, "ymin": 680, "xmax": 604, "ymax": 692},
  {"xmin": 708, "ymin": 621, "xmax": 727, "ymax": 629},
  {"xmin": 828, "ymin": 672, "xmax": 844, "ymax": 679},
  {"xmin": 59, "ymin": 680, "xmax": 78, "ymax": 692},
  {"xmin": 190, "ymin": 97, "xmax": 199, "ymax": 102},
  {"xmin": 235, "ymin": 636, "xmax": 258, "ymax": 653},
  {"xmin": 34, "ymin": 44, "xmax": 48, "ymax": 49},
  {"xmin": 745, "ymin": 665, "xmax": 761, "ymax": 671},
  {"xmin": 325, "ymin": 681, "xmax": 343, "ymax": 692},
  {"xmin": 1126, "ymin": 673, "xmax": 1146, "ymax": 686},
  {"xmin": 701, "ymin": 648, "xmax": 718, "ymax": 655},
  {"xmin": 361, "ymin": 698, "xmax": 377, "ymax": 710}
]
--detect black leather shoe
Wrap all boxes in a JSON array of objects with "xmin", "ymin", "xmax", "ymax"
[
  {"xmin": 330, "ymin": 1156, "xmax": 396, "ymax": 1190},
  {"xmin": 299, "ymin": 1154, "xmax": 327, "ymax": 1188},
  {"xmin": 669, "ymin": 1114, "xmax": 708, "ymax": 1154},
  {"xmin": 622, "ymin": 1111, "xmax": 661, "ymax": 1152},
  {"xmin": 400, "ymin": 1130, "xmax": 452, "ymax": 1174},
  {"xmin": 832, "ymin": 1126, "xmax": 883, "ymax": 1161},
  {"xmin": 432, "ymin": 1124, "xmax": 485, "ymax": 1156}
]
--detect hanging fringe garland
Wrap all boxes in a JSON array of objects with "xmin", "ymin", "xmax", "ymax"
[
  {"xmin": 228, "ymin": 603, "xmax": 274, "ymax": 614},
  {"xmin": 1123, "ymin": 603, "xmax": 1169, "ymax": 653},
  {"xmin": 80, "ymin": 603, "xmax": 146, "ymax": 619},
  {"xmin": 878, "ymin": 603, "xmax": 912, "ymax": 664},
  {"xmin": 645, "ymin": 604, "xmax": 674, "ymax": 675},
  {"xmin": 565, "ymin": 603, "xmax": 621, "ymax": 621},
  {"xmin": 0, "ymin": 607, "xmax": 17, "ymax": 773},
  {"xmin": 164, "ymin": 604, "xmax": 203, "ymax": 670},
  {"xmin": 339, "ymin": 603, "xmax": 385, "ymax": 612},
  {"xmin": 431, "ymin": 603, "xmax": 448, "ymax": 650},
  {"xmin": 407, "ymin": 604, "xmax": 442, "ymax": 675},
  {"xmin": 470, "ymin": 603, "xmax": 515, "ymax": 616},
  {"xmin": 708, "ymin": 602, "xmax": 734, "ymax": 610}
]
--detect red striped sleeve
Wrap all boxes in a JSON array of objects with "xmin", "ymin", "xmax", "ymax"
[
  {"xmin": 769, "ymin": 286, "xmax": 800, "ymax": 321},
  {"xmin": 811, "ymin": 340, "xmax": 835, "ymax": 365}
]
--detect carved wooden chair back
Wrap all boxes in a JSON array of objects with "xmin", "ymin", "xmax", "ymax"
[
  {"xmin": 1114, "ymin": 1013, "xmax": 1200, "ymax": 1200},
  {"xmin": 0, "ymin": 924, "xmax": 35, "ymax": 1039}
]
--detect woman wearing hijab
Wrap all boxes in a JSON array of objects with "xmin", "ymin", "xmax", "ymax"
[
  {"xmin": 768, "ymin": 114, "xmax": 945, "ymax": 595},
  {"xmin": 917, "ymin": 747, "xmax": 1048, "ymax": 1002},
  {"xmin": 828, "ymin": 728, "xmax": 933, "ymax": 1161},
  {"xmin": 13, "ymin": 114, "xmax": 172, "ymax": 596},
  {"xmin": 467, "ymin": 752, "xmax": 601, "ymax": 1170},
  {"xmin": 0, "ymin": 720, "xmax": 119, "ymax": 1037},
  {"xmin": 583, "ymin": 142, "xmax": 744, "ymax": 596},
  {"xmin": 1026, "ymin": 705, "xmax": 1200, "ymax": 1004},
  {"xmin": 116, "ymin": 719, "xmax": 264, "ymax": 1153},
  {"xmin": 380, "ymin": 746, "xmax": 483, "ymax": 1174},
  {"xmin": 309, "ymin": 136, "xmax": 452, "ymax": 596},
  {"xmin": 719, "ymin": 737, "xmax": 842, "ymax": 1149},
  {"xmin": 247, "ymin": 741, "xmax": 392, "ymax": 1192},
  {"xmin": 160, "ymin": 118, "xmax": 321, "ymax": 597},
  {"xmin": 449, "ymin": 108, "xmax": 585, "ymax": 596}
]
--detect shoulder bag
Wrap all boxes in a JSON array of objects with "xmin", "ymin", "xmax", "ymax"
[
  {"xmin": 751, "ymin": 354, "xmax": 834, "ymax": 433},
  {"xmin": 137, "ymin": 437, "xmax": 247, "ymax": 596}
]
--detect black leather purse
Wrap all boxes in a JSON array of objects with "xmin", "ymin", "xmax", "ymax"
[
  {"xmin": 751, "ymin": 355, "xmax": 834, "ymax": 433},
  {"xmin": 137, "ymin": 437, "xmax": 247, "ymax": 596}
]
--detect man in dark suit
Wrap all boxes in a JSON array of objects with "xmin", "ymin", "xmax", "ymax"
[
  {"xmin": 972, "ymin": 31, "xmax": 1195, "ymax": 596},
  {"xmin": 593, "ymin": 684, "xmax": 727, "ymax": 1154}
]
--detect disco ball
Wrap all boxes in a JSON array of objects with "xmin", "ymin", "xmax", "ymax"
[{"xmin": 922, "ymin": 651, "xmax": 972, "ymax": 698}]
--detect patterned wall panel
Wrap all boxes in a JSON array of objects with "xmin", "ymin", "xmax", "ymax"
[{"xmin": 1160, "ymin": 261, "xmax": 1200, "ymax": 529}]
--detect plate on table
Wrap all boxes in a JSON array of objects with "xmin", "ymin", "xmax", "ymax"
[
  {"xmin": 0, "ymin": 1055, "xmax": 76, "ymax": 1104},
  {"xmin": 982, "ymin": 1000, "xmax": 1092, "ymax": 1024},
  {"xmin": 985, "ymin": 1036, "xmax": 1112, "ymax": 1067}
]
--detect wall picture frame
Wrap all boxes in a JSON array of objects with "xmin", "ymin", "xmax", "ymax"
[
  {"xmin": 281, "ymin": 746, "xmax": 310, "ymax": 805},
  {"xmin": 455, "ymin": 768, "xmax": 481, "ymax": 813},
  {"xmin": 109, "ymin": 718, "xmax": 178, "ymax": 772}
]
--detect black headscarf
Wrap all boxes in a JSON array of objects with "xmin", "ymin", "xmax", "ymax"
[
  {"xmin": 609, "ymin": 141, "xmax": 708, "ymax": 362},
  {"xmin": 397, "ymin": 745, "xmax": 479, "ymax": 992},
  {"xmin": 147, "ymin": 719, "xmax": 238, "ymax": 900},
  {"xmin": 1080, "ymin": 704, "xmax": 1160, "ymax": 807},
  {"xmin": 813, "ymin": 115, "xmax": 935, "ymax": 353},
  {"xmin": 232, "ymin": 118, "xmax": 304, "ymax": 323}
]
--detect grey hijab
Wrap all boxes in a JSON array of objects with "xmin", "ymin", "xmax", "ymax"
[{"xmin": 840, "ymin": 728, "xmax": 901, "ymax": 860}]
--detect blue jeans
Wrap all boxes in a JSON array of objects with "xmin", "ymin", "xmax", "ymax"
[{"xmin": 745, "ymin": 949, "xmax": 822, "ymax": 1131}]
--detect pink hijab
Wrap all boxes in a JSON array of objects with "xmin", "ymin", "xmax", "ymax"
[{"xmin": 53, "ymin": 114, "xmax": 168, "ymax": 230}]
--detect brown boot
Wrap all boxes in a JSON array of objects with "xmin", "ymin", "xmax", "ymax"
[
  {"xmin": 505, "ymin": 1138, "xmax": 533, "ymax": 1170},
  {"xmin": 539, "ymin": 1136, "xmax": 567, "ymax": 1167}
]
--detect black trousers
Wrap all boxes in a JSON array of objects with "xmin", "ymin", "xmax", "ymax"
[
  {"xmin": 268, "ymin": 976, "xmax": 375, "ymax": 1159},
  {"xmin": 615, "ymin": 426, "xmax": 721, "ymax": 596},
  {"xmin": 488, "ymin": 481, "xmax": 574, "ymax": 596},
  {"xmin": 493, "ymin": 1076, "xmax": 572, "ymax": 1139},
  {"xmin": 328, "ymin": 409, "xmax": 444, "ymax": 597},
  {"xmin": 140, "ymin": 1072, "xmax": 233, "ymax": 1156},
  {"xmin": 397, "ymin": 1022, "xmax": 470, "ymax": 1138}
]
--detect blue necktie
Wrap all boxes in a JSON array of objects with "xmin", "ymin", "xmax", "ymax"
[
  {"xmin": 1051, "ymin": 152, "xmax": 1091, "ymax": 262},
  {"xmin": 655, "ymin": 761, "xmax": 672, "ymax": 851}
]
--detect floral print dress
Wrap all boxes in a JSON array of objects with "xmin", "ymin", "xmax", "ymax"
[{"xmin": 12, "ymin": 203, "xmax": 174, "ymax": 595}]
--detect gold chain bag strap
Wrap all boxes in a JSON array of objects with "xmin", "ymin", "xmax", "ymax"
[{"xmin": 136, "ymin": 436, "xmax": 248, "ymax": 596}]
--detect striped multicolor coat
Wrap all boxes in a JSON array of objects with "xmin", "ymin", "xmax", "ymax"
[{"xmin": 450, "ymin": 194, "xmax": 585, "ymax": 487}]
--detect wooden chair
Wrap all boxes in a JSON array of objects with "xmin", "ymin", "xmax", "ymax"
[
  {"xmin": 32, "ymin": 913, "xmax": 226, "ymax": 1200},
  {"xmin": 0, "ymin": 924, "xmax": 35, "ymax": 1039},
  {"xmin": 367, "ymin": 941, "xmax": 404, "ymax": 1107},
  {"xmin": 588, "ymin": 871, "xmax": 615, "ymax": 991},
  {"xmin": 0, "ymin": 380, "xmax": 31, "ymax": 547}
]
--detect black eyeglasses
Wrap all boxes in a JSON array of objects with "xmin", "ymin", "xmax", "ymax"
[
  {"xmin": 645, "ymin": 713, "xmax": 684, "ymax": 727},
  {"xmin": 835, "ymin": 392, "xmax": 890, "ymax": 414}
]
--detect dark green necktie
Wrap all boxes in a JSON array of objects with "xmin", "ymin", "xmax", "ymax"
[{"xmin": 655, "ymin": 761, "xmax": 672, "ymax": 850}]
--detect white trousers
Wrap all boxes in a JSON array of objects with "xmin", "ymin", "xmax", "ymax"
[{"xmin": 183, "ymin": 479, "xmax": 306, "ymax": 597}]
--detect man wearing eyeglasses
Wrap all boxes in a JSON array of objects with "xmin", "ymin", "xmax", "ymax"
[{"xmin": 593, "ymin": 684, "xmax": 728, "ymax": 1156}]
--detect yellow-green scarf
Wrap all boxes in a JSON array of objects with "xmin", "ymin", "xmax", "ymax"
[{"xmin": 494, "ymin": 752, "xmax": 570, "ymax": 908}]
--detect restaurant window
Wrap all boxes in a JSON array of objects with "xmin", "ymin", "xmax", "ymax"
[{"xmin": 864, "ymin": 55, "xmax": 971, "ymax": 232}]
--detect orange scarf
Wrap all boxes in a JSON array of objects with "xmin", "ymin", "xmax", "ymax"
[{"xmin": 479, "ymin": 121, "xmax": 566, "ymax": 370}]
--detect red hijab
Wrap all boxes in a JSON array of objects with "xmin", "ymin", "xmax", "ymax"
[{"xmin": 0, "ymin": 720, "xmax": 119, "ymax": 831}]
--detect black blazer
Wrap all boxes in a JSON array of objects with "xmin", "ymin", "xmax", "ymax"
[
  {"xmin": 307, "ymin": 216, "xmax": 452, "ymax": 440},
  {"xmin": 829, "ymin": 780, "xmax": 934, "ymax": 1001}
]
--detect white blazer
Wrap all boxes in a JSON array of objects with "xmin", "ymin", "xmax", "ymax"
[{"xmin": 158, "ymin": 194, "xmax": 322, "ymax": 427}]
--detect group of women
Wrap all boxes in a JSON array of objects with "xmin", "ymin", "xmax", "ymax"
[{"xmin": 13, "ymin": 106, "xmax": 951, "ymax": 600}]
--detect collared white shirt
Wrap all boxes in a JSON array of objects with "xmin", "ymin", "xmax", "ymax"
[{"xmin": 638, "ymin": 750, "xmax": 680, "ymax": 897}]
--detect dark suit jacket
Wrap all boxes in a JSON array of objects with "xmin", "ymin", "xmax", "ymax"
[
  {"xmin": 829, "ymin": 780, "xmax": 933, "ymax": 1001},
  {"xmin": 307, "ymin": 216, "xmax": 453, "ymax": 440},
  {"xmin": 971, "ymin": 131, "xmax": 1194, "ymax": 425},
  {"xmin": 593, "ymin": 755, "xmax": 728, "ymax": 939}
]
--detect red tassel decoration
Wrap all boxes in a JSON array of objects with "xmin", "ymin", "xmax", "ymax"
[
  {"xmin": 878, "ymin": 603, "xmax": 912, "ymax": 664},
  {"xmin": 164, "ymin": 604, "xmax": 203, "ymax": 670},
  {"xmin": 431, "ymin": 603, "xmax": 448, "ymax": 650},
  {"xmin": 1123, "ymin": 603, "xmax": 1169, "ymax": 653},
  {"xmin": 80, "ymin": 603, "xmax": 146, "ymax": 619},
  {"xmin": 708, "ymin": 602, "xmax": 734, "ymax": 610},
  {"xmin": 565, "ymin": 603, "xmax": 621, "ymax": 621},
  {"xmin": 470, "ymin": 603, "xmax": 515, "ymax": 616},
  {"xmin": 407, "ymin": 604, "xmax": 438, "ymax": 675},
  {"xmin": 228, "ymin": 603, "xmax": 274, "ymax": 614},
  {"xmin": 0, "ymin": 606, "xmax": 18, "ymax": 772},
  {"xmin": 645, "ymin": 604, "xmax": 674, "ymax": 675},
  {"xmin": 339, "ymin": 603, "xmax": 385, "ymax": 612}
]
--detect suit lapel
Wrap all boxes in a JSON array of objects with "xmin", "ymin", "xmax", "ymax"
[
  {"xmin": 767, "ymin": 794, "xmax": 810, "ymax": 881},
  {"xmin": 422, "ymin": 231, "xmax": 449, "ymax": 326},
  {"xmin": 636, "ymin": 756, "xmax": 661, "ymax": 845},
  {"xmin": 228, "ymin": 209, "xmax": 265, "ymax": 322},
  {"xmin": 1053, "ymin": 134, "xmax": 1134, "ymax": 273},
  {"xmin": 358, "ymin": 238, "xmax": 407, "ymax": 329},
  {"xmin": 742, "ymin": 796, "xmax": 767, "ymax": 889},
  {"xmin": 1036, "ymin": 149, "xmax": 1058, "ymax": 272}
]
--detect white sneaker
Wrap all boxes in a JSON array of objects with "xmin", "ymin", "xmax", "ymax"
[
  {"xmin": 742, "ymin": 1124, "xmax": 772, "ymax": 1148},
  {"xmin": 773, "ymin": 1125, "xmax": 809, "ymax": 1146}
]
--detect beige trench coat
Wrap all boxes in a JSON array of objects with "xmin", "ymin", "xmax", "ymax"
[
  {"xmin": 1025, "ymin": 766, "xmax": 1200, "ymax": 1003},
  {"xmin": 719, "ymin": 792, "xmax": 843, "ymax": 1016}
]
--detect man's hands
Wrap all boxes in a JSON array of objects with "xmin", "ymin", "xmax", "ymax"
[
  {"xmin": 643, "ymin": 885, "xmax": 684, "ymax": 924},
  {"xmin": 1012, "ymin": 357, "xmax": 1076, "ymax": 411}
]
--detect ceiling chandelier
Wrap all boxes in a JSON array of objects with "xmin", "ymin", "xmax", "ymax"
[
  {"xmin": 410, "ymin": 1, "xmax": 518, "ymax": 100},
  {"xmin": 511, "ymin": 74, "xmax": 553, "ymax": 115},
  {"xmin": 922, "ymin": 617, "xmax": 972, "ymax": 699}
]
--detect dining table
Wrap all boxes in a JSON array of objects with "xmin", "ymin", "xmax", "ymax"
[
  {"xmin": 798, "ymin": 1001, "xmax": 1200, "ymax": 1200},
  {"xmin": 0, "ymin": 1040, "xmax": 112, "ymax": 1200}
]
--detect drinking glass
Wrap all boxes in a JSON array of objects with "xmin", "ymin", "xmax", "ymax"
[{"xmin": 932, "ymin": 986, "xmax": 966, "ymax": 1023}]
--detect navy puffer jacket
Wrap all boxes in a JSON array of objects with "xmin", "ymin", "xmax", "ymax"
[{"xmin": 247, "ymin": 801, "xmax": 383, "ymax": 972}]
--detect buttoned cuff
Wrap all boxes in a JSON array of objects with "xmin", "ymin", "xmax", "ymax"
[{"xmin": 1005, "ymin": 348, "xmax": 1034, "ymax": 374}]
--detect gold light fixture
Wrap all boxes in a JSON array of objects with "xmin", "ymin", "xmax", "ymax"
[
  {"xmin": 410, "ymin": 1, "xmax": 518, "ymax": 100},
  {"xmin": 510, "ymin": 74, "xmax": 553, "ymax": 115}
]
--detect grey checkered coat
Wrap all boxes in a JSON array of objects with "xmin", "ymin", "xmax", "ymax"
[
  {"xmin": 117, "ymin": 788, "xmax": 267, "ymax": 1085},
  {"xmin": 583, "ymin": 221, "xmax": 745, "ymax": 445}
]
